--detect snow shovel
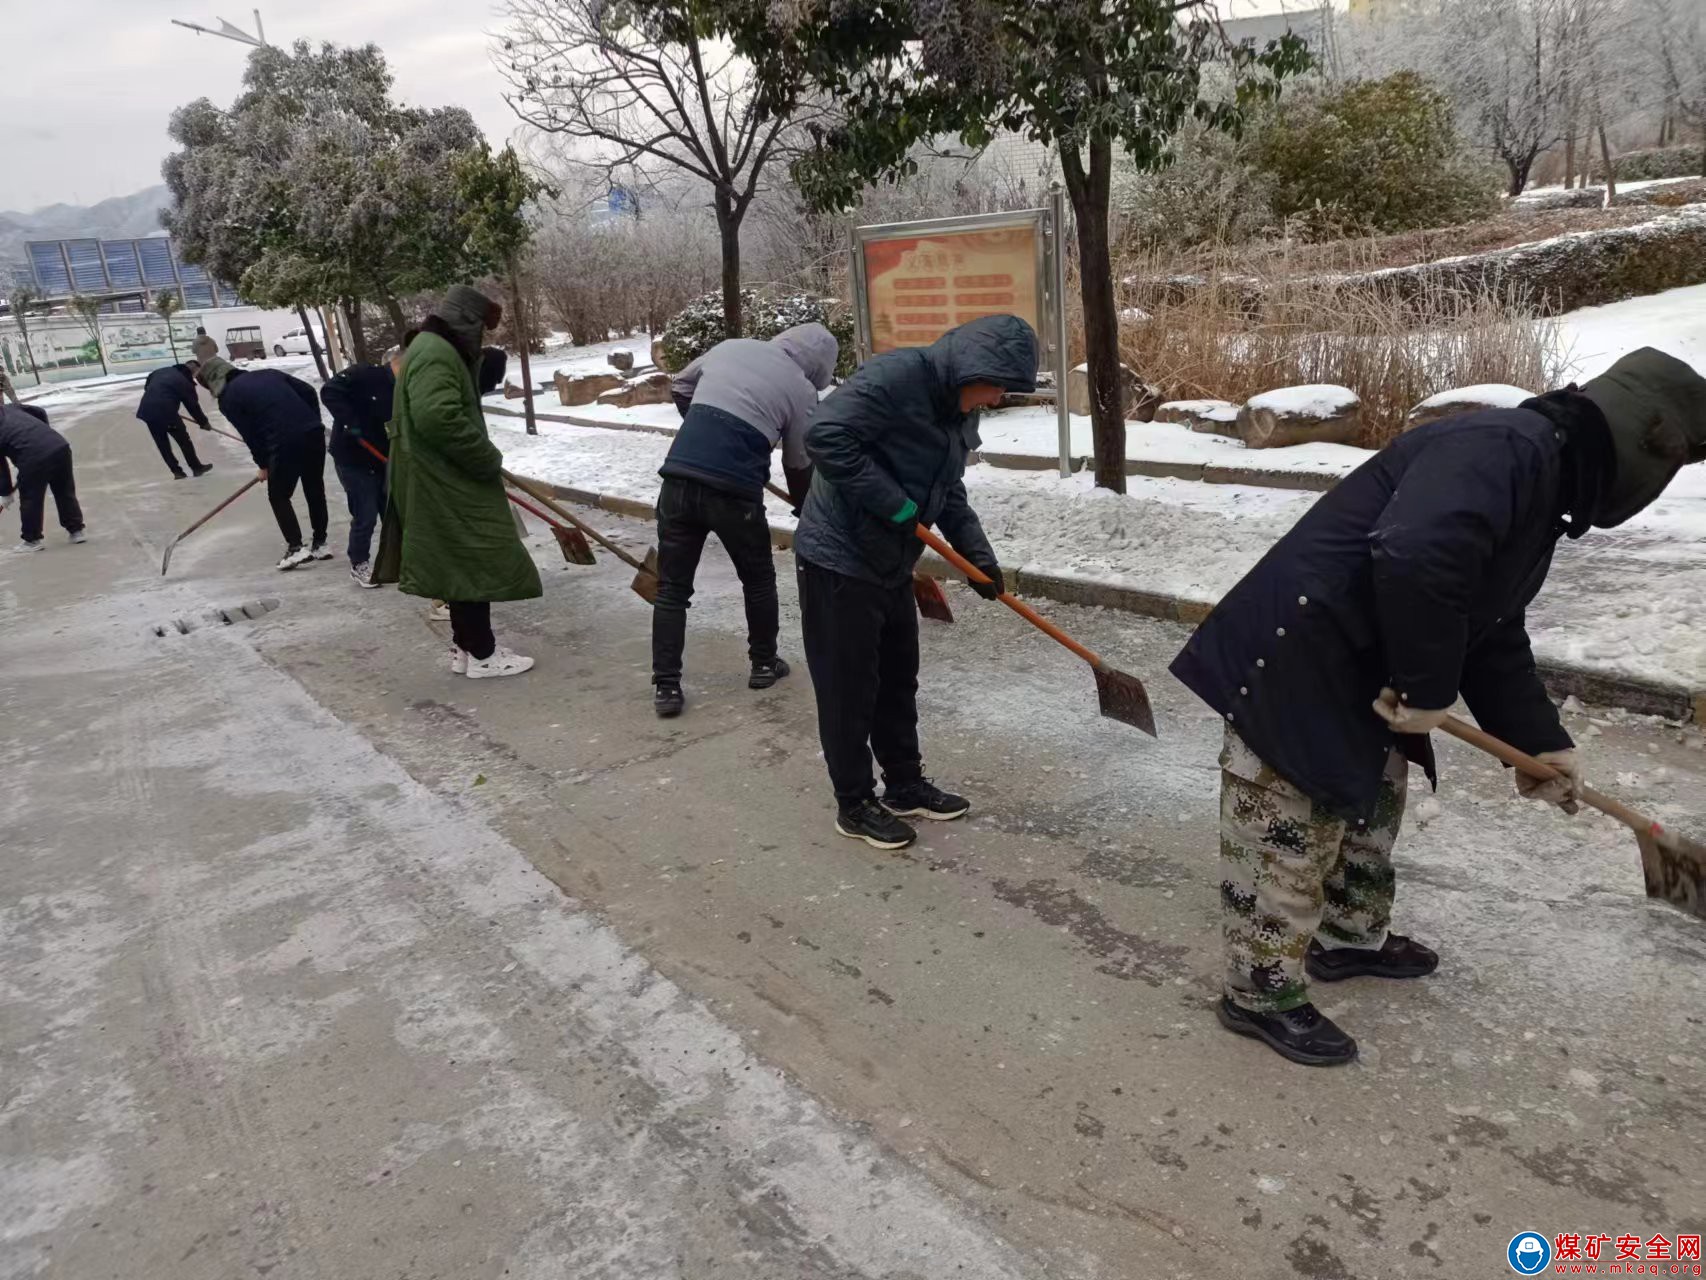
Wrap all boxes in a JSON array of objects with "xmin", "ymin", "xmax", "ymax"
[
  {"xmin": 160, "ymin": 476, "xmax": 261, "ymax": 575},
  {"xmin": 915, "ymin": 525, "xmax": 1157, "ymax": 737},
  {"xmin": 1440, "ymin": 715, "xmax": 1706, "ymax": 921},
  {"xmin": 503, "ymin": 489, "xmax": 598, "ymax": 566},
  {"xmin": 501, "ymin": 470, "xmax": 660, "ymax": 604},
  {"xmin": 763, "ymin": 480, "xmax": 953, "ymax": 623}
]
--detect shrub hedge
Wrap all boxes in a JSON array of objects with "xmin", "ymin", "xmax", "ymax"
[{"xmin": 657, "ymin": 291, "xmax": 856, "ymax": 377}]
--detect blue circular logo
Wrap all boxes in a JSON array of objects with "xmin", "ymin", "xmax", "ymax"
[{"xmin": 1508, "ymin": 1232, "xmax": 1552, "ymax": 1275}]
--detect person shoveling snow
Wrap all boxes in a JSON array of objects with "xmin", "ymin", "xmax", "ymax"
[{"xmin": 1171, "ymin": 347, "xmax": 1706, "ymax": 1068}]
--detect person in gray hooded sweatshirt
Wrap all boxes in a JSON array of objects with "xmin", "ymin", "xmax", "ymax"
[{"xmin": 651, "ymin": 322, "xmax": 840, "ymax": 717}]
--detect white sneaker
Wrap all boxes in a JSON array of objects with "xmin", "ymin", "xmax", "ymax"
[
  {"xmin": 276, "ymin": 545, "xmax": 312, "ymax": 570},
  {"xmin": 428, "ymin": 601, "xmax": 451, "ymax": 622},
  {"xmin": 350, "ymin": 561, "xmax": 381, "ymax": 589},
  {"xmin": 68, "ymin": 530, "xmax": 87, "ymax": 544},
  {"xmin": 13, "ymin": 540, "xmax": 44, "ymax": 554},
  {"xmin": 449, "ymin": 646, "xmax": 468, "ymax": 676},
  {"xmin": 309, "ymin": 542, "xmax": 335, "ymax": 561},
  {"xmin": 465, "ymin": 647, "xmax": 534, "ymax": 679}
]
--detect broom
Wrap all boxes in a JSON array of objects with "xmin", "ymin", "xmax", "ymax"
[{"xmin": 502, "ymin": 470, "xmax": 660, "ymax": 603}]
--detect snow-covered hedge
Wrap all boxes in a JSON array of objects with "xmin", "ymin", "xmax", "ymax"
[
  {"xmin": 1593, "ymin": 145, "xmax": 1706, "ymax": 184},
  {"xmin": 657, "ymin": 291, "xmax": 855, "ymax": 377}
]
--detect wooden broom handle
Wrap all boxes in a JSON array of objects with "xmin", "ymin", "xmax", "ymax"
[
  {"xmin": 1439, "ymin": 714, "xmax": 1663, "ymax": 837},
  {"xmin": 913, "ymin": 524, "xmax": 1107, "ymax": 669},
  {"xmin": 501, "ymin": 470, "xmax": 650, "ymax": 574}
]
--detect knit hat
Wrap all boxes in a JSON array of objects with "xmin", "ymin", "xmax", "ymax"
[
  {"xmin": 196, "ymin": 355, "xmax": 236, "ymax": 398},
  {"xmin": 191, "ymin": 333, "xmax": 220, "ymax": 363},
  {"xmin": 1579, "ymin": 348, "xmax": 1706, "ymax": 527}
]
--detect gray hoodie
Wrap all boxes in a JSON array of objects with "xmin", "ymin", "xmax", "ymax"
[{"xmin": 667, "ymin": 323, "xmax": 839, "ymax": 480}]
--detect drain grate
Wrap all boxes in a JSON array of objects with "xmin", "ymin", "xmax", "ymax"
[{"xmin": 152, "ymin": 597, "xmax": 280, "ymax": 637}]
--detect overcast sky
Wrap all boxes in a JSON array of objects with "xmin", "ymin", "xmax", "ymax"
[{"xmin": 3, "ymin": 0, "xmax": 1316, "ymax": 214}]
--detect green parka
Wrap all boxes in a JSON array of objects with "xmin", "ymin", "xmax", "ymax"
[{"xmin": 371, "ymin": 328, "xmax": 541, "ymax": 603}]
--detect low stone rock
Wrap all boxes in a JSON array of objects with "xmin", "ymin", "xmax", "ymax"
[
  {"xmin": 651, "ymin": 339, "xmax": 668, "ymax": 371},
  {"xmin": 1236, "ymin": 385, "xmax": 1362, "ymax": 449},
  {"xmin": 608, "ymin": 350, "xmax": 635, "ymax": 372},
  {"xmin": 556, "ymin": 371, "xmax": 623, "ymax": 406},
  {"xmin": 596, "ymin": 371, "xmax": 674, "ymax": 409},
  {"xmin": 1403, "ymin": 383, "xmax": 1534, "ymax": 431},
  {"xmin": 1066, "ymin": 362, "xmax": 1162, "ymax": 421},
  {"xmin": 1154, "ymin": 399, "xmax": 1241, "ymax": 435}
]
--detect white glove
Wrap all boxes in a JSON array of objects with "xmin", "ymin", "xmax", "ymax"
[
  {"xmin": 1516, "ymin": 748, "xmax": 1582, "ymax": 815},
  {"xmin": 1372, "ymin": 686, "xmax": 1450, "ymax": 735}
]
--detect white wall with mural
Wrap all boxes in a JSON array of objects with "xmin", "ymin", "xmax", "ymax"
[{"xmin": 0, "ymin": 305, "xmax": 304, "ymax": 388}]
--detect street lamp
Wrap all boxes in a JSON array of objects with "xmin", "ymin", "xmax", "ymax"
[{"xmin": 170, "ymin": 11, "xmax": 267, "ymax": 46}]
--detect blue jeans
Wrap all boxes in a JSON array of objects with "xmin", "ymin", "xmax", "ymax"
[{"xmin": 333, "ymin": 460, "xmax": 385, "ymax": 566}]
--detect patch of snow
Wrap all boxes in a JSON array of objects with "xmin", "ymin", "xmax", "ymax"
[
  {"xmin": 1413, "ymin": 384, "xmax": 1533, "ymax": 410},
  {"xmin": 1556, "ymin": 283, "xmax": 1706, "ymax": 381},
  {"xmin": 1246, "ymin": 384, "xmax": 1358, "ymax": 417},
  {"xmin": 1516, "ymin": 175, "xmax": 1701, "ymax": 202},
  {"xmin": 1158, "ymin": 399, "xmax": 1240, "ymax": 423}
]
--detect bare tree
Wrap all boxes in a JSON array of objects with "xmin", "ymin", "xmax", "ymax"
[
  {"xmin": 497, "ymin": 1, "xmax": 816, "ymax": 337},
  {"xmin": 7, "ymin": 282, "xmax": 45, "ymax": 383},
  {"xmin": 66, "ymin": 296, "xmax": 110, "ymax": 377},
  {"xmin": 153, "ymin": 291, "xmax": 184, "ymax": 362},
  {"xmin": 1645, "ymin": 0, "xmax": 1706, "ymax": 174}
]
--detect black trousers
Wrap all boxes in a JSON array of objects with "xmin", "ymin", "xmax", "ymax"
[
  {"xmin": 333, "ymin": 460, "xmax": 385, "ymax": 565},
  {"xmin": 797, "ymin": 557, "xmax": 923, "ymax": 805},
  {"xmin": 448, "ymin": 602, "xmax": 496, "ymax": 661},
  {"xmin": 650, "ymin": 476, "xmax": 778, "ymax": 684},
  {"xmin": 268, "ymin": 429, "xmax": 329, "ymax": 551},
  {"xmin": 16, "ymin": 446, "xmax": 84, "ymax": 544},
  {"xmin": 143, "ymin": 417, "xmax": 205, "ymax": 476}
]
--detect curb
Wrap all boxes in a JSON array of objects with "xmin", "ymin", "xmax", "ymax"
[
  {"xmin": 518, "ymin": 473, "xmax": 1700, "ymax": 724},
  {"xmin": 489, "ymin": 404, "xmax": 1347, "ymax": 495}
]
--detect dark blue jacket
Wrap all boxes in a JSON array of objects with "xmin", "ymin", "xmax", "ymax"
[
  {"xmin": 793, "ymin": 315, "xmax": 1038, "ymax": 587},
  {"xmin": 1171, "ymin": 404, "xmax": 1581, "ymax": 820},
  {"xmin": 137, "ymin": 364, "xmax": 211, "ymax": 429},
  {"xmin": 216, "ymin": 369, "xmax": 323, "ymax": 469},
  {"xmin": 320, "ymin": 363, "xmax": 395, "ymax": 472},
  {"xmin": 0, "ymin": 403, "xmax": 66, "ymax": 497}
]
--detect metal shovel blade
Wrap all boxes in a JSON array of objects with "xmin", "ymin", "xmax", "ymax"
[
  {"xmin": 912, "ymin": 574, "xmax": 955, "ymax": 623},
  {"xmin": 1094, "ymin": 663, "xmax": 1158, "ymax": 737},
  {"xmin": 630, "ymin": 547, "xmax": 661, "ymax": 604},
  {"xmin": 552, "ymin": 523, "xmax": 597, "ymax": 566},
  {"xmin": 1638, "ymin": 827, "xmax": 1706, "ymax": 921}
]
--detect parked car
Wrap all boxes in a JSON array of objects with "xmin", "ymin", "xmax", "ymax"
[
  {"xmin": 274, "ymin": 326, "xmax": 324, "ymax": 357},
  {"xmin": 225, "ymin": 326, "xmax": 265, "ymax": 360}
]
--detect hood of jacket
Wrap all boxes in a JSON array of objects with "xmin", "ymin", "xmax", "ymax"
[
  {"xmin": 429, "ymin": 285, "xmax": 495, "ymax": 376},
  {"xmin": 924, "ymin": 315, "xmax": 1040, "ymax": 399},
  {"xmin": 197, "ymin": 355, "xmax": 237, "ymax": 399},
  {"xmin": 770, "ymin": 322, "xmax": 839, "ymax": 391},
  {"xmin": 1580, "ymin": 346, "xmax": 1706, "ymax": 527}
]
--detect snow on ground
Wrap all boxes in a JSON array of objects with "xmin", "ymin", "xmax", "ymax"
[
  {"xmin": 1244, "ymin": 383, "xmax": 1357, "ymax": 416},
  {"xmin": 484, "ymin": 334, "xmax": 655, "ymax": 400},
  {"xmin": 979, "ymin": 407, "xmax": 1367, "ymax": 476},
  {"xmin": 1412, "ymin": 383, "xmax": 1533, "ymax": 410},
  {"xmin": 1515, "ymin": 174, "xmax": 1703, "ymax": 202},
  {"xmin": 486, "ymin": 411, "xmax": 1706, "ymax": 692},
  {"xmin": 1556, "ymin": 281, "xmax": 1706, "ymax": 380}
]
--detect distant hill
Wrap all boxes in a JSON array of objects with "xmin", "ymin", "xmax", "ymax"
[{"xmin": 0, "ymin": 185, "xmax": 171, "ymax": 275}]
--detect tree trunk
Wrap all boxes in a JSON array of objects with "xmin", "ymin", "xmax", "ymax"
[
  {"xmin": 1061, "ymin": 139, "xmax": 1125, "ymax": 494},
  {"xmin": 509, "ymin": 258, "xmax": 538, "ymax": 437},
  {"xmin": 381, "ymin": 293, "xmax": 409, "ymax": 347},
  {"xmin": 296, "ymin": 305, "xmax": 330, "ymax": 381},
  {"xmin": 347, "ymin": 298, "xmax": 371, "ymax": 364},
  {"xmin": 18, "ymin": 319, "xmax": 38, "ymax": 379},
  {"xmin": 1598, "ymin": 118, "xmax": 1617, "ymax": 205},
  {"xmin": 1506, "ymin": 155, "xmax": 1531, "ymax": 197},
  {"xmin": 715, "ymin": 189, "xmax": 743, "ymax": 340}
]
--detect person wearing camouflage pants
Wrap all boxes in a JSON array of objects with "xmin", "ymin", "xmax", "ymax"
[{"xmin": 1220, "ymin": 728, "xmax": 1409, "ymax": 1015}]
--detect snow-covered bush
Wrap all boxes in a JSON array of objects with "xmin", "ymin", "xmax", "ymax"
[
  {"xmin": 1593, "ymin": 145, "xmax": 1705, "ymax": 184},
  {"xmin": 657, "ymin": 291, "xmax": 855, "ymax": 377},
  {"xmin": 1111, "ymin": 120, "xmax": 1278, "ymax": 251}
]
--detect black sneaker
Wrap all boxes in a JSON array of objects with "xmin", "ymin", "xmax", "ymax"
[
  {"xmin": 748, "ymin": 656, "xmax": 791, "ymax": 689},
  {"xmin": 1216, "ymin": 998, "xmax": 1358, "ymax": 1067},
  {"xmin": 192, "ymin": 463, "xmax": 213, "ymax": 477},
  {"xmin": 881, "ymin": 777, "xmax": 969, "ymax": 821},
  {"xmin": 835, "ymin": 799, "xmax": 917, "ymax": 851},
  {"xmin": 171, "ymin": 470, "xmax": 189, "ymax": 480},
  {"xmin": 1306, "ymin": 934, "xmax": 1439, "ymax": 983},
  {"xmin": 653, "ymin": 683, "xmax": 685, "ymax": 718}
]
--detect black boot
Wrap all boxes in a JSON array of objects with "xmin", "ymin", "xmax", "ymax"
[
  {"xmin": 192, "ymin": 463, "xmax": 213, "ymax": 477},
  {"xmin": 1306, "ymin": 934, "xmax": 1439, "ymax": 983},
  {"xmin": 881, "ymin": 777, "xmax": 969, "ymax": 821},
  {"xmin": 835, "ymin": 798, "xmax": 917, "ymax": 851},
  {"xmin": 1216, "ymin": 998, "xmax": 1358, "ymax": 1067},
  {"xmin": 653, "ymin": 682, "xmax": 685, "ymax": 718},
  {"xmin": 748, "ymin": 656, "xmax": 790, "ymax": 690}
]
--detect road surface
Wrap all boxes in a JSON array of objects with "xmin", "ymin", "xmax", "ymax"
[{"xmin": 3, "ymin": 393, "xmax": 1703, "ymax": 1279}]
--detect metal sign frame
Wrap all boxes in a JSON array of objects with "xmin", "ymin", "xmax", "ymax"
[{"xmin": 849, "ymin": 193, "xmax": 1073, "ymax": 476}]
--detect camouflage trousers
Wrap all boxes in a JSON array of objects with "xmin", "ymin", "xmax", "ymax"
[{"xmin": 1220, "ymin": 728, "xmax": 1408, "ymax": 1013}]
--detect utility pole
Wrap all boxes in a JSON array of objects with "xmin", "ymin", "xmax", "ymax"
[{"xmin": 169, "ymin": 11, "xmax": 267, "ymax": 46}]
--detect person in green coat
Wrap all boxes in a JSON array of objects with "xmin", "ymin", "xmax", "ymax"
[{"xmin": 372, "ymin": 285, "xmax": 542, "ymax": 679}]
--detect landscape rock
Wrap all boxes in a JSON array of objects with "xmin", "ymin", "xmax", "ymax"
[
  {"xmin": 650, "ymin": 339, "xmax": 668, "ymax": 370},
  {"xmin": 556, "ymin": 371, "xmax": 623, "ymax": 407},
  {"xmin": 596, "ymin": 371, "xmax": 674, "ymax": 409},
  {"xmin": 1237, "ymin": 385, "xmax": 1362, "ymax": 449},
  {"xmin": 1154, "ymin": 399, "xmax": 1241, "ymax": 436},
  {"xmin": 1066, "ymin": 362, "xmax": 1163, "ymax": 421},
  {"xmin": 608, "ymin": 350, "xmax": 635, "ymax": 372},
  {"xmin": 1404, "ymin": 383, "xmax": 1534, "ymax": 431}
]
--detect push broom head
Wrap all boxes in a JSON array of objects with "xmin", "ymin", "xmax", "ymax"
[
  {"xmin": 630, "ymin": 547, "xmax": 660, "ymax": 604},
  {"xmin": 552, "ymin": 523, "xmax": 597, "ymax": 566},
  {"xmin": 1638, "ymin": 825, "xmax": 1706, "ymax": 920},
  {"xmin": 1094, "ymin": 663, "xmax": 1158, "ymax": 737}
]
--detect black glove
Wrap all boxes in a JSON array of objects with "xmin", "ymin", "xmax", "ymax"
[
  {"xmin": 672, "ymin": 391, "xmax": 693, "ymax": 419},
  {"xmin": 969, "ymin": 563, "xmax": 1004, "ymax": 600}
]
